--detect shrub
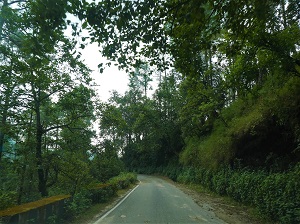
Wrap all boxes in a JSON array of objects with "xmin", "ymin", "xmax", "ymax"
[
  {"xmin": 201, "ymin": 168, "xmax": 214, "ymax": 190},
  {"xmin": 108, "ymin": 172, "xmax": 137, "ymax": 190},
  {"xmin": 89, "ymin": 184, "xmax": 117, "ymax": 203},
  {"xmin": 46, "ymin": 214, "xmax": 59, "ymax": 224},
  {"xmin": 227, "ymin": 170, "xmax": 265, "ymax": 204},
  {"xmin": 212, "ymin": 168, "xmax": 232, "ymax": 195},
  {"xmin": 64, "ymin": 190, "xmax": 92, "ymax": 219},
  {"xmin": 175, "ymin": 164, "xmax": 300, "ymax": 224},
  {"xmin": 254, "ymin": 166, "xmax": 300, "ymax": 223},
  {"xmin": 177, "ymin": 168, "xmax": 194, "ymax": 184},
  {"xmin": 0, "ymin": 191, "xmax": 17, "ymax": 210},
  {"xmin": 163, "ymin": 166, "xmax": 180, "ymax": 181},
  {"xmin": 87, "ymin": 172, "xmax": 137, "ymax": 205}
]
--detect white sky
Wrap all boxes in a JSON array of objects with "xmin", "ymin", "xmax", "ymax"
[
  {"xmin": 65, "ymin": 13, "xmax": 158, "ymax": 102},
  {"xmin": 64, "ymin": 13, "xmax": 130, "ymax": 102},
  {"xmin": 80, "ymin": 42, "xmax": 129, "ymax": 102},
  {"xmin": 80, "ymin": 42, "xmax": 159, "ymax": 101}
]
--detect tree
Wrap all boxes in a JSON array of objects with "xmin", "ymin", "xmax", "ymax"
[
  {"xmin": 1, "ymin": 0, "xmax": 98, "ymax": 199},
  {"xmin": 151, "ymin": 71, "xmax": 184, "ymax": 167},
  {"xmin": 90, "ymin": 140, "xmax": 125, "ymax": 183},
  {"xmin": 0, "ymin": 0, "xmax": 26, "ymax": 163},
  {"xmin": 131, "ymin": 63, "xmax": 153, "ymax": 97}
]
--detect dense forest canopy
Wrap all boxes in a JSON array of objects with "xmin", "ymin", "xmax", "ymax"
[
  {"xmin": 1, "ymin": 0, "xmax": 300, "ymax": 222},
  {"xmin": 84, "ymin": 0, "xmax": 300, "ymax": 169}
]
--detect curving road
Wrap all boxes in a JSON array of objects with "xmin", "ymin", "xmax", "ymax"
[{"xmin": 95, "ymin": 175, "xmax": 227, "ymax": 224}]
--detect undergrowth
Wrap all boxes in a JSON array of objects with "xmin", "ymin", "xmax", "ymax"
[
  {"xmin": 63, "ymin": 172, "xmax": 137, "ymax": 221},
  {"xmin": 177, "ymin": 165, "xmax": 300, "ymax": 224}
]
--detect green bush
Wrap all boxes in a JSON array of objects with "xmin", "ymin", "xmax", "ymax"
[
  {"xmin": 227, "ymin": 170, "xmax": 266, "ymax": 204},
  {"xmin": 90, "ymin": 153, "xmax": 125, "ymax": 183},
  {"xmin": 212, "ymin": 168, "xmax": 232, "ymax": 195},
  {"xmin": 254, "ymin": 166, "xmax": 300, "ymax": 223},
  {"xmin": 89, "ymin": 184, "xmax": 117, "ymax": 203},
  {"xmin": 0, "ymin": 191, "xmax": 17, "ymax": 210},
  {"xmin": 163, "ymin": 165, "xmax": 181, "ymax": 181},
  {"xmin": 64, "ymin": 190, "xmax": 92, "ymax": 219},
  {"xmin": 88, "ymin": 172, "xmax": 137, "ymax": 205},
  {"xmin": 130, "ymin": 161, "xmax": 300, "ymax": 223},
  {"xmin": 202, "ymin": 168, "xmax": 214, "ymax": 190},
  {"xmin": 108, "ymin": 172, "xmax": 137, "ymax": 190},
  {"xmin": 177, "ymin": 167, "xmax": 198, "ymax": 184},
  {"xmin": 46, "ymin": 214, "xmax": 59, "ymax": 224},
  {"xmin": 174, "ymin": 164, "xmax": 300, "ymax": 223},
  {"xmin": 64, "ymin": 173, "xmax": 136, "ymax": 220}
]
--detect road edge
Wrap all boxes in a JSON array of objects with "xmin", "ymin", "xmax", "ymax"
[{"xmin": 92, "ymin": 183, "xmax": 140, "ymax": 224}]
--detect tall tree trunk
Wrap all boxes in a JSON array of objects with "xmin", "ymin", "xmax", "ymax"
[
  {"xmin": 36, "ymin": 115, "xmax": 47, "ymax": 196},
  {"xmin": 0, "ymin": 131, "xmax": 5, "ymax": 162},
  {"xmin": 18, "ymin": 111, "xmax": 34, "ymax": 203},
  {"xmin": 0, "ymin": 0, "xmax": 8, "ymax": 41},
  {"xmin": 34, "ymin": 90, "xmax": 48, "ymax": 197},
  {"xmin": 17, "ymin": 164, "xmax": 26, "ymax": 204},
  {"xmin": 0, "ymin": 92, "xmax": 9, "ymax": 163},
  {"xmin": 280, "ymin": 0, "xmax": 287, "ymax": 29}
]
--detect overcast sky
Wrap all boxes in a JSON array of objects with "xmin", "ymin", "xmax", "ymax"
[
  {"xmin": 80, "ymin": 41, "xmax": 159, "ymax": 101},
  {"xmin": 64, "ymin": 13, "xmax": 130, "ymax": 102},
  {"xmin": 80, "ymin": 42, "xmax": 129, "ymax": 101},
  {"xmin": 65, "ymin": 13, "xmax": 159, "ymax": 102}
]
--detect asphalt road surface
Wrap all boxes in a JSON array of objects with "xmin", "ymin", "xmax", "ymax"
[{"xmin": 95, "ymin": 175, "xmax": 227, "ymax": 224}]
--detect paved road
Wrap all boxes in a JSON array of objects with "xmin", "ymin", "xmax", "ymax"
[{"xmin": 95, "ymin": 175, "xmax": 227, "ymax": 224}]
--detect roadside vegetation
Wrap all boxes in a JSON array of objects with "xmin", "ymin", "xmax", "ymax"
[
  {"xmin": 63, "ymin": 172, "xmax": 137, "ymax": 223},
  {"xmin": 1, "ymin": 0, "xmax": 299, "ymax": 223}
]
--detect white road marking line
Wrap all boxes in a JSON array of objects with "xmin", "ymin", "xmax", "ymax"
[{"xmin": 93, "ymin": 183, "xmax": 140, "ymax": 224}]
